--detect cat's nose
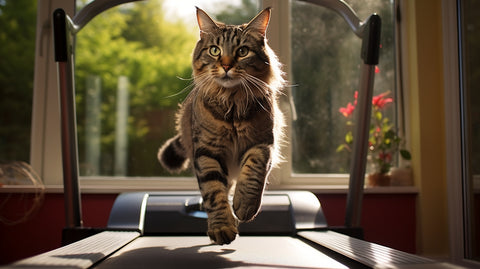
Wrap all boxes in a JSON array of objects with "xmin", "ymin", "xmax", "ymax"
[{"xmin": 222, "ymin": 64, "xmax": 232, "ymax": 72}]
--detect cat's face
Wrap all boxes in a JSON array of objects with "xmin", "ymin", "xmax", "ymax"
[{"xmin": 193, "ymin": 8, "xmax": 272, "ymax": 89}]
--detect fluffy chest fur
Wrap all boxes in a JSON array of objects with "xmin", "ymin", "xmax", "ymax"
[{"xmin": 185, "ymin": 85, "xmax": 275, "ymax": 179}]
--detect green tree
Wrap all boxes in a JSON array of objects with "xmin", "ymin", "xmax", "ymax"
[{"xmin": 0, "ymin": 0, "xmax": 37, "ymax": 162}]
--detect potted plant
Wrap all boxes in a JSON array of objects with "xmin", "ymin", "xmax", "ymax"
[{"xmin": 337, "ymin": 90, "xmax": 411, "ymax": 186}]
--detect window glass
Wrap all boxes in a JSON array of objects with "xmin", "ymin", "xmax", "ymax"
[
  {"xmin": 0, "ymin": 0, "xmax": 36, "ymax": 162},
  {"xmin": 290, "ymin": 0, "xmax": 395, "ymax": 174},
  {"xmin": 75, "ymin": 0, "xmax": 259, "ymax": 177}
]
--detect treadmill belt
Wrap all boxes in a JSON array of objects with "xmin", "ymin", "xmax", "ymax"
[{"xmin": 93, "ymin": 236, "xmax": 348, "ymax": 269}]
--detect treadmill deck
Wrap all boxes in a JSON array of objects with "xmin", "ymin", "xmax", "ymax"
[{"xmin": 94, "ymin": 236, "xmax": 348, "ymax": 269}]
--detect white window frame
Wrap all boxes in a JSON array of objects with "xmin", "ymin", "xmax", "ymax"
[
  {"xmin": 31, "ymin": 0, "xmax": 75, "ymax": 188},
  {"xmin": 31, "ymin": 0, "xmax": 409, "ymax": 192}
]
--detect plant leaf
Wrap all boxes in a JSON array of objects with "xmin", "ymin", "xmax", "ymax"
[
  {"xmin": 384, "ymin": 129, "xmax": 395, "ymax": 139},
  {"xmin": 345, "ymin": 131, "xmax": 353, "ymax": 144},
  {"xmin": 400, "ymin": 149, "xmax": 412, "ymax": 160}
]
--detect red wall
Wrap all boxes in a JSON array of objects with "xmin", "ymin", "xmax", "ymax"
[
  {"xmin": 0, "ymin": 192, "xmax": 416, "ymax": 265},
  {"xmin": 317, "ymin": 193, "xmax": 417, "ymax": 253},
  {"xmin": 0, "ymin": 193, "xmax": 117, "ymax": 265}
]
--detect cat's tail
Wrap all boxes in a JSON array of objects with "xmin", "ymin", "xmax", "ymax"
[{"xmin": 158, "ymin": 134, "xmax": 189, "ymax": 173}]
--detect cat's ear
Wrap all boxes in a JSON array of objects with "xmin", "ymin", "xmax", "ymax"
[
  {"xmin": 196, "ymin": 7, "xmax": 219, "ymax": 38},
  {"xmin": 245, "ymin": 7, "xmax": 271, "ymax": 37}
]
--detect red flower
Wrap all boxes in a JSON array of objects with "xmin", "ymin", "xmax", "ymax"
[
  {"xmin": 339, "ymin": 102, "xmax": 355, "ymax": 117},
  {"xmin": 378, "ymin": 152, "xmax": 392, "ymax": 163},
  {"xmin": 372, "ymin": 92, "xmax": 393, "ymax": 109}
]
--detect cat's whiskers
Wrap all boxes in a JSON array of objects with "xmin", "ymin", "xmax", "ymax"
[
  {"xmin": 239, "ymin": 74, "xmax": 272, "ymax": 116},
  {"xmin": 194, "ymin": 73, "xmax": 216, "ymax": 92},
  {"xmin": 238, "ymin": 78, "xmax": 255, "ymax": 115},
  {"xmin": 162, "ymin": 77, "xmax": 195, "ymax": 99},
  {"xmin": 194, "ymin": 73, "xmax": 235, "ymax": 115}
]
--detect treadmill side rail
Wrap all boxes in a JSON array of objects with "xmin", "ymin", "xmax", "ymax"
[
  {"xmin": 298, "ymin": 231, "xmax": 468, "ymax": 269},
  {"xmin": 5, "ymin": 231, "xmax": 140, "ymax": 269}
]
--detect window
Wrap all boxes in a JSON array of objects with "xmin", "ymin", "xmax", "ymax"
[
  {"xmin": 29, "ymin": 0, "xmax": 398, "ymax": 188},
  {"xmin": 0, "ymin": 0, "xmax": 36, "ymax": 163}
]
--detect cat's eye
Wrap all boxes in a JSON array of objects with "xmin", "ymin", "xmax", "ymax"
[
  {"xmin": 209, "ymin": 46, "xmax": 221, "ymax": 56},
  {"xmin": 237, "ymin": 46, "xmax": 249, "ymax": 57}
]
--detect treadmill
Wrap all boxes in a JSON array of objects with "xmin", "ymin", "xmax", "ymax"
[
  {"xmin": 2, "ymin": 0, "xmax": 462, "ymax": 268},
  {"xmin": 6, "ymin": 190, "xmax": 447, "ymax": 269}
]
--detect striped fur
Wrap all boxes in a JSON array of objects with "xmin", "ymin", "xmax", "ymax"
[{"xmin": 158, "ymin": 7, "xmax": 284, "ymax": 245}]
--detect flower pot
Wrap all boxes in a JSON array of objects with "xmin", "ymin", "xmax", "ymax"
[
  {"xmin": 367, "ymin": 173, "xmax": 391, "ymax": 187},
  {"xmin": 390, "ymin": 167, "xmax": 413, "ymax": 186}
]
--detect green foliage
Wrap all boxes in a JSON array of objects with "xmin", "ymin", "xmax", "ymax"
[{"xmin": 0, "ymin": 0, "xmax": 36, "ymax": 162}]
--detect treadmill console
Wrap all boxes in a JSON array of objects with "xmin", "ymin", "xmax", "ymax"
[{"xmin": 107, "ymin": 191, "xmax": 328, "ymax": 235}]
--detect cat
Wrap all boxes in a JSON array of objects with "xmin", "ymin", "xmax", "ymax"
[{"xmin": 158, "ymin": 7, "xmax": 284, "ymax": 245}]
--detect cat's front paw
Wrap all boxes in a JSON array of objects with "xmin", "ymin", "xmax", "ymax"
[
  {"xmin": 207, "ymin": 224, "xmax": 238, "ymax": 245},
  {"xmin": 233, "ymin": 195, "xmax": 261, "ymax": 222}
]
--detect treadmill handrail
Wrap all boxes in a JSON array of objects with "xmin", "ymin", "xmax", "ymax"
[
  {"xmin": 298, "ymin": 0, "xmax": 365, "ymax": 37},
  {"xmin": 72, "ymin": 0, "xmax": 144, "ymax": 33}
]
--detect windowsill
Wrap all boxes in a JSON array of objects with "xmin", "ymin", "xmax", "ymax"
[
  {"xmin": 0, "ymin": 182, "xmax": 419, "ymax": 194},
  {"xmin": 271, "ymin": 184, "xmax": 419, "ymax": 194}
]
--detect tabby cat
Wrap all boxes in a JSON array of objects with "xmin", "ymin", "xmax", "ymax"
[{"xmin": 158, "ymin": 7, "xmax": 284, "ymax": 245}]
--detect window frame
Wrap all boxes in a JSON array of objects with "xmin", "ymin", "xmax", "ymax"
[
  {"xmin": 31, "ymin": 0, "xmax": 74, "ymax": 187},
  {"xmin": 31, "ymin": 0, "xmax": 405, "ymax": 191},
  {"xmin": 443, "ymin": 0, "xmax": 480, "ymax": 265}
]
